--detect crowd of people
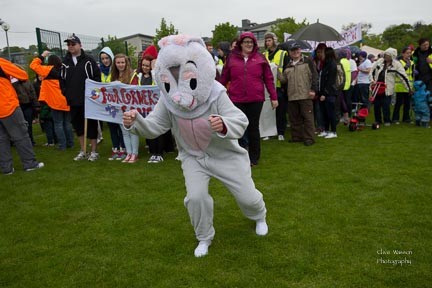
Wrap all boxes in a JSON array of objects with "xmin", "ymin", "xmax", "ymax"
[{"xmin": 1, "ymin": 33, "xmax": 431, "ymax": 174}]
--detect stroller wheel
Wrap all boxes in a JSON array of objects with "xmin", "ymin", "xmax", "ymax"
[
  {"xmin": 349, "ymin": 123, "xmax": 357, "ymax": 131},
  {"xmin": 372, "ymin": 122, "xmax": 380, "ymax": 130}
]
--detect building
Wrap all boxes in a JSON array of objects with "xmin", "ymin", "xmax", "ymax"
[
  {"xmin": 238, "ymin": 18, "xmax": 287, "ymax": 48},
  {"xmin": 118, "ymin": 33, "xmax": 154, "ymax": 58}
]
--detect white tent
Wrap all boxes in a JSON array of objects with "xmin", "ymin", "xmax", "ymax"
[{"xmin": 360, "ymin": 45, "xmax": 384, "ymax": 57}]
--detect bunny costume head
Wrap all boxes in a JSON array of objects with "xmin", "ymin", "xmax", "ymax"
[{"xmin": 155, "ymin": 35, "xmax": 218, "ymax": 119}]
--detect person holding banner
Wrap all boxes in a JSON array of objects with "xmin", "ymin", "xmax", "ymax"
[
  {"xmin": 62, "ymin": 34, "xmax": 101, "ymax": 161},
  {"xmin": 131, "ymin": 53, "xmax": 165, "ymax": 164},
  {"xmin": 123, "ymin": 35, "xmax": 269, "ymax": 257},
  {"xmin": 111, "ymin": 53, "xmax": 140, "ymax": 163},
  {"xmin": 99, "ymin": 46, "xmax": 126, "ymax": 161}
]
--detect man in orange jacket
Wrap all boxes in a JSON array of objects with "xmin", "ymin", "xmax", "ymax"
[{"xmin": 0, "ymin": 58, "xmax": 44, "ymax": 175}]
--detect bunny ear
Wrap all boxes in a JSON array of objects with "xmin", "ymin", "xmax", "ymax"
[{"xmin": 158, "ymin": 34, "xmax": 205, "ymax": 49}]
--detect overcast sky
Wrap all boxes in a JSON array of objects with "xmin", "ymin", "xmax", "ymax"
[{"xmin": 1, "ymin": 0, "xmax": 431, "ymax": 49}]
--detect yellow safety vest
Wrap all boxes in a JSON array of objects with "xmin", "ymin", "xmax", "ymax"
[
  {"xmin": 101, "ymin": 73, "xmax": 111, "ymax": 83},
  {"xmin": 340, "ymin": 58, "xmax": 351, "ymax": 91},
  {"xmin": 395, "ymin": 59, "xmax": 413, "ymax": 93},
  {"xmin": 264, "ymin": 49, "xmax": 287, "ymax": 88}
]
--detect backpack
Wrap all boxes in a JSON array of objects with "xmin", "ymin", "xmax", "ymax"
[{"xmin": 335, "ymin": 62, "xmax": 346, "ymax": 91}]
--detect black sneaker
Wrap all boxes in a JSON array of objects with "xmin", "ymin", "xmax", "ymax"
[{"xmin": 4, "ymin": 168, "xmax": 15, "ymax": 175}]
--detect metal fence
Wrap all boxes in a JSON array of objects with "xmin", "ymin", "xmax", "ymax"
[{"xmin": 36, "ymin": 28, "xmax": 103, "ymax": 60}]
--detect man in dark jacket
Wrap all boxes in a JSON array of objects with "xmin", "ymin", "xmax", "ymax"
[{"xmin": 62, "ymin": 34, "xmax": 101, "ymax": 161}]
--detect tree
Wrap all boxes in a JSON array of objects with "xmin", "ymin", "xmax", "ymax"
[
  {"xmin": 153, "ymin": 18, "xmax": 178, "ymax": 46},
  {"xmin": 270, "ymin": 17, "xmax": 309, "ymax": 43},
  {"xmin": 212, "ymin": 22, "xmax": 238, "ymax": 46},
  {"xmin": 342, "ymin": 22, "xmax": 372, "ymax": 35},
  {"xmin": 99, "ymin": 35, "xmax": 137, "ymax": 67}
]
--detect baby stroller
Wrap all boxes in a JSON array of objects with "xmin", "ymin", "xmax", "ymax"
[
  {"xmin": 369, "ymin": 81, "xmax": 386, "ymax": 103},
  {"xmin": 348, "ymin": 102, "xmax": 369, "ymax": 131}
]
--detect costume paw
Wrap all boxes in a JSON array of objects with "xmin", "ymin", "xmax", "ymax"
[
  {"xmin": 194, "ymin": 240, "xmax": 211, "ymax": 257},
  {"xmin": 256, "ymin": 219, "xmax": 268, "ymax": 236}
]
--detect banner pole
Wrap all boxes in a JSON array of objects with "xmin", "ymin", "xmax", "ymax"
[{"xmin": 83, "ymin": 118, "xmax": 88, "ymax": 155}]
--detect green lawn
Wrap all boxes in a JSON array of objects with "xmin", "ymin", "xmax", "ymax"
[{"xmin": 1, "ymin": 120, "xmax": 431, "ymax": 287}]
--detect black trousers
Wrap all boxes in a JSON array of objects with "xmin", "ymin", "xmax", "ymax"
[{"xmin": 234, "ymin": 101, "xmax": 263, "ymax": 165}]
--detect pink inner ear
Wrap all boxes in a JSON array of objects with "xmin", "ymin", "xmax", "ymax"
[
  {"xmin": 183, "ymin": 71, "xmax": 196, "ymax": 80},
  {"xmin": 174, "ymin": 35, "xmax": 188, "ymax": 46}
]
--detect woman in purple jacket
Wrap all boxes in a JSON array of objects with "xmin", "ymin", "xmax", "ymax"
[{"xmin": 219, "ymin": 32, "xmax": 278, "ymax": 166}]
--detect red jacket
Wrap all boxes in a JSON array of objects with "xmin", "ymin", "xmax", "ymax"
[
  {"xmin": 218, "ymin": 32, "xmax": 277, "ymax": 103},
  {"xmin": 0, "ymin": 58, "xmax": 29, "ymax": 118}
]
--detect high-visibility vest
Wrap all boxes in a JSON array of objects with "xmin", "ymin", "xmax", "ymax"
[
  {"xmin": 264, "ymin": 49, "xmax": 286, "ymax": 88},
  {"xmin": 101, "ymin": 73, "xmax": 111, "ymax": 83},
  {"xmin": 340, "ymin": 58, "xmax": 351, "ymax": 91},
  {"xmin": 395, "ymin": 59, "xmax": 413, "ymax": 93}
]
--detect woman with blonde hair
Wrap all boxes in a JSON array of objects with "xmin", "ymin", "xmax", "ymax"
[{"xmin": 111, "ymin": 54, "xmax": 140, "ymax": 163}]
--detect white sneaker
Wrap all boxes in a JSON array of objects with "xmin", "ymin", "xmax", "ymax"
[
  {"xmin": 278, "ymin": 135, "xmax": 285, "ymax": 141},
  {"xmin": 154, "ymin": 155, "xmax": 164, "ymax": 163},
  {"xmin": 194, "ymin": 240, "xmax": 211, "ymax": 257},
  {"xmin": 74, "ymin": 151, "xmax": 87, "ymax": 161},
  {"xmin": 88, "ymin": 152, "xmax": 99, "ymax": 162},
  {"xmin": 256, "ymin": 219, "xmax": 268, "ymax": 236},
  {"xmin": 25, "ymin": 162, "xmax": 44, "ymax": 172},
  {"xmin": 324, "ymin": 132, "xmax": 338, "ymax": 139},
  {"xmin": 318, "ymin": 131, "xmax": 328, "ymax": 137},
  {"xmin": 148, "ymin": 155, "xmax": 157, "ymax": 163},
  {"xmin": 262, "ymin": 137, "xmax": 270, "ymax": 141}
]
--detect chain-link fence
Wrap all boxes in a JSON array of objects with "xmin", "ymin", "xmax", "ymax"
[{"xmin": 36, "ymin": 28, "xmax": 103, "ymax": 60}]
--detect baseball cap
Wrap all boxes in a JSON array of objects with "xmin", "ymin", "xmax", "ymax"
[
  {"xmin": 288, "ymin": 41, "xmax": 301, "ymax": 50},
  {"xmin": 64, "ymin": 33, "xmax": 81, "ymax": 45}
]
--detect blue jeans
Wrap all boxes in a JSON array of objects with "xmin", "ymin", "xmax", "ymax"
[
  {"xmin": 107, "ymin": 122, "xmax": 125, "ymax": 150},
  {"xmin": 51, "ymin": 110, "xmax": 74, "ymax": 150},
  {"xmin": 121, "ymin": 126, "xmax": 139, "ymax": 155},
  {"xmin": 41, "ymin": 118, "xmax": 55, "ymax": 144}
]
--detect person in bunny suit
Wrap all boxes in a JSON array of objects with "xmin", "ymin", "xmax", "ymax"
[{"xmin": 123, "ymin": 35, "xmax": 269, "ymax": 257}]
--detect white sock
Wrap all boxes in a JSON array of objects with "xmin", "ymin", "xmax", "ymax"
[
  {"xmin": 256, "ymin": 219, "xmax": 268, "ymax": 236},
  {"xmin": 194, "ymin": 240, "xmax": 211, "ymax": 257}
]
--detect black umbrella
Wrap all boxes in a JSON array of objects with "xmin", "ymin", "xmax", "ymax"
[
  {"xmin": 289, "ymin": 21, "xmax": 343, "ymax": 42},
  {"xmin": 279, "ymin": 39, "xmax": 312, "ymax": 51}
]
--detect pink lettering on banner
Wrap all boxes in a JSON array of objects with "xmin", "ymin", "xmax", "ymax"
[{"xmin": 85, "ymin": 79, "xmax": 160, "ymax": 124}]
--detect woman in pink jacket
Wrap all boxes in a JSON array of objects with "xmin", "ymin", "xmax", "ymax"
[{"xmin": 219, "ymin": 32, "xmax": 278, "ymax": 166}]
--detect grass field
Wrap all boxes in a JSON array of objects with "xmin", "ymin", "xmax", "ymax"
[{"xmin": 1, "ymin": 120, "xmax": 431, "ymax": 287}]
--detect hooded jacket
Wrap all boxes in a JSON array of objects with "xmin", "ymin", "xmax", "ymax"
[
  {"xmin": 0, "ymin": 58, "xmax": 29, "ymax": 118},
  {"xmin": 61, "ymin": 49, "xmax": 101, "ymax": 106},
  {"xmin": 218, "ymin": 32, "xmax": 277, "ymax": 103},
  {"xmin": 99, "ymin": 47, "xmax": 114, "ymax": 83},
  {"xmin": 279, "ymin": 55, "xmax": 318, "ymax": 101},
  {"xmin": 30, "ymin": 56, "xmax": 70, "ymax": 111},
  {"xmin": 369, "ymin": 48, "xmax": 411, "ymax": 96}
]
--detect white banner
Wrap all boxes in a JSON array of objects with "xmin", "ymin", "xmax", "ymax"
[
  {"xmin": 84, "ymin": 79, "xmax": 160, "ymax": 124},
  {"xmin": 284, "ymin": 23, "xmax": 362, "ymax": 50}
]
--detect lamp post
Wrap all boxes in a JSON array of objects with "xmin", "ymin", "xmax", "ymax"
[{"xmin": 0, "ymin": 19, "xmax": 11, "ymax": 60}]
